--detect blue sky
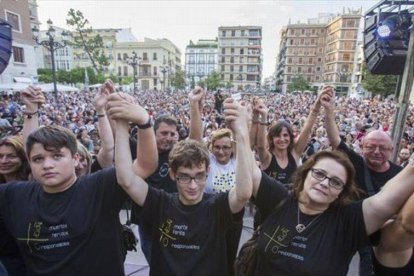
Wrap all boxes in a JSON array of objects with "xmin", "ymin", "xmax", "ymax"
[{"xmin": 37, "ymin": 0, "xmax": 379, "ymax": 77}]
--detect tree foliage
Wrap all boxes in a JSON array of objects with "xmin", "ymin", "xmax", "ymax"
[
  {"xmin": 170, "ymin": 69, "xmax": 186, "ymax": 89},
  {"xmin": 66, "ymin": 9, "xmax": 109, "ymax": 73},
  {"xmin": 37, "ymin": 67, "xmax": 104, "ymax": 85},
  {"xmin": 361, "ymin": 65, "xmax": 398, "ymax": 97},
  {"xmin": 205, "ymin": 71, "xmax": 222, "ymax": 91},
  {"xmin": 287, "ymin": 75, "xmax": 310, "ymax": 92}
]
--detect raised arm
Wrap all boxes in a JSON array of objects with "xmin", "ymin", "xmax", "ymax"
[
  {"xmin": 249, "ymin": 97, "xmax": 260, "ymax": 149},
  {"xmin": 107, "ymin": 92, "xmax": 158, "ymax": 179},
  {"xmin": 363, "ymin": 161, "xmax": 414, "ymax": 235},
  {"xmin": 112, "ymin": 113, "xmax": 149, "ymax": 207},
  {"xmin": 188, "ymin": 86, "xmax": 205, "ymax": 142},
  {"xmin": 321, "ymin": 87, "xmax": 341, "ymax": 149},
  {"xmin": 21, "ymin": 86, "xmax": 45, "ymax": 147},
  {"xmin": 373, "ymin": 191, "xmax": 414, "ymax": 268},
  {"xmin": 94, "ymin": 80, "xmax": 115, "ymax": 168},
  {"xmin": 223, "ymin": 98, "xmax": 254, "ymax": 213},
  {"xmin": 292, "ymin": 89, "xmax": 328, "ymax": 159},
  {"xmin": 254, "ymin": 98, "xmax": 272, "ymax": 170}
]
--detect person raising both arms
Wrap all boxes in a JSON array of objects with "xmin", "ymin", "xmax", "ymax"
[
  {"xmin": 112, "ymin": 96, "xmax": 255, "ymax": 275},
  {"xmin": 252, "ymin": 87, "xmax": 330, "ymax": 184}
]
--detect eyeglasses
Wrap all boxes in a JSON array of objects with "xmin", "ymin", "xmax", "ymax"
[
  {"xmin": 212, "ymin": 145, "xmax": 232, "ymax": 152},
  {"xmin": 175, "ymin": 173, "xmax": 207, "ymax": 184},
  {"xmin": 364, "ymin": 145, "xmax": 392, "ymax": 153},
  {"xmin": 310, "ymin": 168, "xmax": 345, "ymax": 190}
]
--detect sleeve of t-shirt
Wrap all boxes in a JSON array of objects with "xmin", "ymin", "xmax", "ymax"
[
  {"xmin": 254, "ymin": 172, "xmax": 289, "ymax": 222},
  {"xmin": 339, "ymin": 201, "xmax": 370, "ymax": 251},
  {"xmin": 337, "ymin": 140, "xmax": 365, "ymax": 170},
  {"xmin": 90, "ymin": 159, "xmax": 103, "ymax": 174},
  {"xmin": 136, "ymin": 187, "xmax": 164, "ymax": 234},
  {"xmin": 85, "ymin": 167, "xmax": 128, "ymax": 212},
  {"xmin": 214, "ymin": 192, "xmax": 244, "ymax": 230}
]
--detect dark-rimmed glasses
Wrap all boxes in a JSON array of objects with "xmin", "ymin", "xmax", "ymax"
[
  {"xmin": 176, "ymin": 173, "xmax": 207, "ymax": 184},
  {"xmin": 310, "ymin": 168, "xmax": 345, "ymax": 190}
]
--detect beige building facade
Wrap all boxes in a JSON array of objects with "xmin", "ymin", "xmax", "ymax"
[
  {"xmin": 276, "ymin": 9, "xmax": 362, "ymax": 95},
  {"xmin": 0, "ymin": 0, "xmax": 38, "ymax": 84},
  {"xmin": 114, "ymin": 38, "xmax": 181, "ymax": 91},
  {"xmin": 218, "ymin": 26, "xmax": 262, "ymax": 90}
]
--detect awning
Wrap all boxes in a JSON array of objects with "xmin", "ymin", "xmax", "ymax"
[{"xmin": 13, "ymin": 76, "xmax": 33, "ymax": 83}]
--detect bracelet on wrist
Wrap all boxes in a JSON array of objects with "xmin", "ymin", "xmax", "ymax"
[
  {"xmin": 97, "ymin": 114, "xmax": 106, "ymax": 118},
  {"xmin": 137, "ymin": 117, "xmax": 152, "ymax": 130},
  {"xmin": 23, "ymin": 110, "xmax": 39, "ymax": 119}
]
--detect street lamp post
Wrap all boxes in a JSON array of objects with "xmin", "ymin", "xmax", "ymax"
[
  {"xmin": 123, "ymin": 51, "xmax": 140, "ymax": 93},
  {"xmin": 334, "ymin": 68, "xmax": 351, "ymax": 95},
  {"xmin": 160, "ymin": 58, "xmax": 169, "ymax": 92},
  {"xmin": 32, "ymin": 19, "xmax": 67, "ymax": 103}
]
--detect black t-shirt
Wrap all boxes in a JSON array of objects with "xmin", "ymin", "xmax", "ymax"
[
  {"xmin": 254, "ymin": 172, "xmax": 368, "ymax": 276},
  {"xmin": 337, "ymin": 141, "xmax": 402, "ymax": 197},
  {"xmin": 139, "ymin": 187, "xmax": 242, "ymax": 276},
  {"xmin": 263, "ymin": 152, "xmax": 297, "ymax": 184},
  {"xmin": 146, "ymin": 150, "xmax": 177, "ymax": 193},
  {"xmin": 131, "ymin": 150, "xmax": 177, "ymax": 224},
  {"xmin": 0, "ymin": 168, "xmax": 127, "ymax": 275},
  {"xmin": 373, "ymin": 250, "xmax": 414, "ymax": 276}
]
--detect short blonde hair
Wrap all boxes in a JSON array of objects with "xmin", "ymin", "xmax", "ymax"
[{"xmin": 210, "ymin": 128, "xmax": 232, "ymax": 148}]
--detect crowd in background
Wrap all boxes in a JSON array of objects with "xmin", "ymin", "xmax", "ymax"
[{"xmin": 1, "ymin": 88, "xmax": 413, "ymax": 164}]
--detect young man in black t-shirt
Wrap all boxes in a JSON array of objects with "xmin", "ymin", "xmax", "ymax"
[
  {"xmin": 0, "ymin": 92, "xmax": 158, "ymax": 275},
  {"xmin": 113, "ymin": 97, "xmax": 254, "ymax": 276},
  {"xmin": 130, "ymin": 114, "xmax": 179, "ymax": 264}
]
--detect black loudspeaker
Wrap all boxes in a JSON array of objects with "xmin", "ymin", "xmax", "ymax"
[
  {"xmin": 0, "ymin": 19, "xmax": 12, "ymax": 75},
  {"xmin": 363, "ymin": 11, "xmax": 412, "ymax": 75}
]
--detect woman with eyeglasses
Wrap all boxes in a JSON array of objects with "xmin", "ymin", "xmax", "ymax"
[{"xmin": 245, "ymin": 146, "xmax": 414, "ymax": 275}]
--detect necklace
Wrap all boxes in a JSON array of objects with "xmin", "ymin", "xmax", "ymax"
[{"xmin": 296, "ymin": 204, "xmax": 322, "ymax": 233}]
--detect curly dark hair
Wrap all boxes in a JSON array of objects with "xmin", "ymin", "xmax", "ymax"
[{"xmin": 169, "ymin": 139, "xmax": 210, "ymax": 173}]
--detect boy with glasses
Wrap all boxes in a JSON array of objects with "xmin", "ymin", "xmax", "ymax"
[{"xmin": 112, "ymin": 97, "xmax": 254, "ymax": 275}]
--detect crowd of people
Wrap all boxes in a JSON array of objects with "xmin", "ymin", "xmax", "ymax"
[{"xmin": 1, "ymin": 82, "xmax": 414, "ymax": 276}]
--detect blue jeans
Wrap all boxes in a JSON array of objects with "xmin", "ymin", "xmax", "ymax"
[
  {"xmin": 138, "ymin": 226, "xmax": 152, "ymax": 265},
  {"xmin": 359, "ymin": 246, "xmax": 373, "ymax": 276}
]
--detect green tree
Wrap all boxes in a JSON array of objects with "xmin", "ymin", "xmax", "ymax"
[
  {"xmin": 37, "ymin": 68, "xmax": 53, "ymax": 83},
  {"xmin": 66, "ymin": 9, "xmax": 109, "ymax": 73},
  {"xmin": 287, "ymin": 75, "xmax": 310, "ymax": 92},
  {"xmin": 57, "ymin": 70, "xmax": 71, "ymax": 84},
  {"xmin": 224, "ymin": 81, "xmax": 233, "ymax": 89},
  {"xmin": 361, "ymin": 66, "xmax": 398, "ymax": 97},
  {"xmin": 170, "ymin": 69, "xmax": 186, "ymax": 89},
  {"xmin": 69, "ymin": 67, "xmax": 85, "ymax": 83},
  {"xmin": 121, "ymin": 76, "xmax": 133, "ymax": 85},
  {"xmin": 205, "ymin": 71, "xmax": 221, "ymax": 91}
]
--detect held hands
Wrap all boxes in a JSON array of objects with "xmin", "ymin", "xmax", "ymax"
[
  {"xmin": 20, "ymin": 86, "xmax": 45, "ymax": 112},
  {"xmin": 252, "ymin": 97, "xmax": 268, "ymax": 121},
  {"xmin": 317, "ymin": 86, "xmax": 335, "ymax": 112},
  {"xmin": 223, "ymin": 98, "xmax": 251, "ymax": 137},
  {"xmin": 94, "ymin": 79, "xmax": 114, "ymax": 112},
  {"xmin": 106, "ymin": 92, "xmax": 149, "ymax": 126}
]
